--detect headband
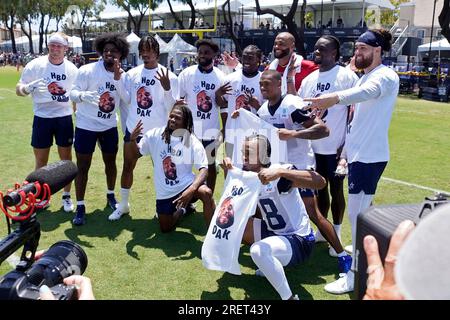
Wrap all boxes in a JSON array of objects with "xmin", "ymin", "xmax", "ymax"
[
  {"xmin": 356, "ymin": 30, "xmax": 384, "ymax": 49},
  {"xmin": 48, "ymin": 34, "xmax": 68, "ymax": 46}
]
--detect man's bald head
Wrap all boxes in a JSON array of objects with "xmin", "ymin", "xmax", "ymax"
[
  {"xmin": 273, "ymin": 32, "xmax": 295, "ymax": 60},
  {"xmin": 276, "ymin": 32, "xmax": 295, "ymax": 45}
]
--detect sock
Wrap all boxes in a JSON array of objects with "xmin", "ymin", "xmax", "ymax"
[
  {"xmin": 77, "ymin": 201, "xmax": 85, "ymax": 206},
  {"xmin": 106, "ymin": 189, "xmax": 114, "ymax": 195},
  {"xmin": 120, "ymin": 188, "xmax": 130, "ymax": 208},
  {"xmin": 333, "ymin": 224, "xmax": 342, "ymax": 240},
  {"xmin": 62, "ymin": 191, "xmax": 71, "ymax": 198},
  {"xmin": 337, "ymin": 251, "xmax": 347, "ymax": 258}
]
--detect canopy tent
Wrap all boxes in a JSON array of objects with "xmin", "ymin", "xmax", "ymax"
[
  {"xmin": 418, "ymin": 39, "xmax": 450, "ymax": 52},
  {"xmin": 153, "ymin": 33, "xmax": 168, "ymax": 51},
  {"xmin": 0, "ymin": 34, "xmax": 82, "ymax": 54},
  {"xmin": 126, "ymin": 31, "xmax": 142, "ymax": 66},
  {"xmin": 160, "ymin": 34, "xmax": 197, "ymax": 73}
]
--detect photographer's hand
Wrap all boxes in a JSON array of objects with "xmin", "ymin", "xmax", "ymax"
[
  {"xmin": 39, "ymin": 275, "xmax": 95, "ymax": 300},
  {"xmin": 363, "ymin": 220, "xmax": 415, "ymax": 300}
]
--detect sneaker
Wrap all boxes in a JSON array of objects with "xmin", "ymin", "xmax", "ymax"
[
  {"xmin": 337, "ymin": 255, "xmax": 352, "ymax": 274},
  {"xmin": 344, "ymin": 245, "xmax": 353, "ymax": 254},
  {"xmin": 108, "ymin": 206, "xmax": 129, "ymax": 221},
  {"xmin": 73, "ymin": 205, "xmax": 86, "ymax": 226},
  {"xmin": 185, "ymin": 203, "xmax": 196, "ymax": 215},
  {"xmin": 329, "ymin": 247, "xmax": 339, "ymax": 258},
  {"xmin": 36, "ymin": 200, "xmax": 50, "ymax": 210},
  {"xmin": 106, "ymin": 194, "xmax": 118, "ymax": 210},
  {"xmin": 315, "ymin": 230, "xmax": 327, "ymax": 243},
  {"xmin": 255, "ymin": 269, "xmax": 266, "ymax": 277},
  {"xmin": 62, "ymin": 196, "xmax": 74, "ymax": 213},
  {"xmin": 324, "ymin": 270, "xmax": 354, "ymax": 294},
  {"xmin": 290, "ymin": 294, "xmax": 299, "ymax": 300}
]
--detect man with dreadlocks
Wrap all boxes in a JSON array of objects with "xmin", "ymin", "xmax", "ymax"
[
  {"xmin": 128, "ymin": 104, "xmax": 216, "ymax": 232},
  {"xmin": 109, "ymin": 34, "xmax": 178, "ymax": 221},
  {"xmin": 70, "ymin": 33, "xmax": 129, "ymax": 225}
]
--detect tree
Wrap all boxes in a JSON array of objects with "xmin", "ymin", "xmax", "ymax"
[
  {"xmin": 439, "ymin": 0, "xmax": 450, "ymax": 43},
  {"xmin": 222, "ymin": 0, "xmax": 242, "ymax": 55},
  {"xmin": 255, "ymin": 0, "xmax": 307, "ymax": 57},
  {"xmin": 167, "ymin": 0, "xmax": 196, "ymax": 44},
  {"xmin": 113, "ymin": 0, "xmax": 152, "ymax": 36},
  {"xmin": 0, "ymin": 1, "xmax": 19, "ymax": 53},
  {"xmin": 17, "ymin": 1, "xmax": 38, "ymax": 54}
]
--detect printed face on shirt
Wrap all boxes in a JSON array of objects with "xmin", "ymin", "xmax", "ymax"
[
  {"xmin": 99, "ymin": 92, "xmax": 115, "ymax": 113},
  {"xmin": 235, "ymin": 94, "xmax": 250, "ymax": 111},
  {"xmin": 196, "ymin": 90, "xmax": 212, "ymax": 113},
  {"xmin": 136, "ymin": 87, "xmax": 152, "ymax": 109},
  {"xmin": 163, "ymin": 156, "xmax": 177, "ymax": 180},
  {"xmin": 47, "ymin": 81, "xmax": 66, "ymax": 96},
  {"xmin": 216, "ymin": 197, "xmax": 235, "ymax": 229}
]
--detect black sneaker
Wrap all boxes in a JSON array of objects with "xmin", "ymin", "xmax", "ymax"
[
  {"xmin": 185, "ymin": 203, "xmax": 196, "ymax": 216},
  {"xmin": 106, "ymin": 194, "xmax": 118, "ymax": 210},
  {"xmin": 73, "ymin": 205, "xmax": 86, "ymax": 226}
]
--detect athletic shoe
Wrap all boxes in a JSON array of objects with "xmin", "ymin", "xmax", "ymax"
[
  {"xmin": 344, "ymin": 245, "xmax": 353, "ymax": 254},
  {"xmin": 324, "ymin": 270, "xmax": 354, "ymax": 294},
  {"xmin": 338, "ymin": 255, "xmax": 352, "ymax": 274},
  {"xmin": 185, "ymin": 203, "xmax": 196, "ymax": 216},
  {"xmin": 108, "ymin": 205, "xmax": 129, "ymax": 221},
  {"xmin": 329, "ymin": 247, "xmax": 339, "ymax": 258},
  {"xmin": 106, "ymin": 194, "xmax": 118, "ymax": 210},
  {"xmin": 290, "ymin": 294, "xmax": 300, "ymax": 300},
  {"xmin": 73, "ymin": 205, "xmax": 86, "ymax": 226},
  {"xmin": 315, "ymin": 230, "xmax": 327, "ymax": 243},
  {"xmin": 62, "ymin": 195, "xmax": 74, "ymax": 213},
  {"xmin": 36, "ymin": 200, "xmax": 50, "ymax": 210}
]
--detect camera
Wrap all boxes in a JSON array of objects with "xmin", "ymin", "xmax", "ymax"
[
  {"xmin": 0, "ymin": 240, "xmax": 88, "ymax": 300},
  {"xmin": 353, "ymin": 193, "xmax": 449, "ymax": 299}
]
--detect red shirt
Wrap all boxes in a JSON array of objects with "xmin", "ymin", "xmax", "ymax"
[{"xmin": 276, "ymin": 60, "xmax": 318, "ymax": 92}]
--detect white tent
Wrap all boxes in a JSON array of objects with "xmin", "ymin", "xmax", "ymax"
[
  {"xmin": 0, "ymin": 34, "xmax": 82, "ymax": 53},
  {"xmin": 154, "ymin": 34, "xmax": 168, "ymax": 51},
  {"xmin": 418, "ymin": 39, "xmax": 450, "ymax": 52},
  {"xmin": 160, "ymin": 34, "xmax": 197, "ymax": 74},
  {"xmin": 126, "ymin": 32, "xmax": 142, "ymax": 66}
]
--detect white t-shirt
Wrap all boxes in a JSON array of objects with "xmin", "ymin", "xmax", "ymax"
[
  {"xmin": 338, "ymin": 64, "xmax": 400, "ymax": 163},
  {"xmin": 19, "ymin": 56, "xmax": 78, "ymax": 118},
  {"xmin": 178, "ymin": 65, "xmax": 226, "ymax": 140},
  {"xmin": 119, "ymin": 64, "xmax": 178, "ymax": 134},
  {"xmin": 225, "ymin": 108, "xmax": 287, "ymax": 167},
  {"xmin": 71, "ymin": 61, "xmax": 120, "ymax": 131},
  {"xmin": 257, "ymin": 94, "xmax": 315, "ymax": 170},
  {"xmin": 299, "ymin": 65, "xmax": 358, "ymax": 155},
  {"xmin": 138, "ymin": 127, "xmax": 208, "ymax": 199},
  {"xmin": 225, "ymin": 70, "xmax": 263, "ymax": 115},
  {"xmin": 258, "ymin": 163, "xmax": 311, "ymax": 237},
  {"xmin": 202, "ymin": 167, "xmax": 261, "ymax": 275}
]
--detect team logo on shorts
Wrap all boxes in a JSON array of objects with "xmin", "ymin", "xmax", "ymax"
[
  {"xmin": 47, "ymin": 82, "xmax": 66, "ymax": 96},
  {"xmin": 136, "ymin": 86, "xmax": 153, "ymax": 110},
  {"xmin": 98, "ymin": 92, "xmax": 115, "ymax": 113},
  {"xmin": 196, "ymin": 90, "xmax": 212, "ymax": 113},
  {"xmin": 163, "ymin": 156, "xmax": 177, "ymax": 181},
  {"xmin": 216, "ymin": 196, "xmax": 235, "ymax": 229}
]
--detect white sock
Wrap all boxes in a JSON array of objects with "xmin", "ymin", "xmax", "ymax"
[
  {"xmin": 62, "ymin": 191, "xmax": 71, "ymax": 197},
  {"xmin": 120, "ymin": 188, "xmax": 130, "ymax": 209},
  {"xmin": 333, "ymin": 224, "xmax": 342, "ymax": 240},
  {"xmin": 337, "ymin": 251, "xmax": 347, "ymax": 257},
  {"xmin": 106, "ymin": 189, "xmax": 114, "ymax": 195},
  {"xmin": 77, "ymin": 200, "xmax": 85, "ymax": 206}
]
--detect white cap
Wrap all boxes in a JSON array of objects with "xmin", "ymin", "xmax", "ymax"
[
  {"xmin": 395, "ymin": 203, "xmax": 450, "ymax": 300},
  {"xmin": 48, "ymin": 34, "xmax": 68, "ymax": 46}
]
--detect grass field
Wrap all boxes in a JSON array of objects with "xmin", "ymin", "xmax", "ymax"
[{"xmin": 0, "ymin": 66, "xmax": 449, "ymax": 300}]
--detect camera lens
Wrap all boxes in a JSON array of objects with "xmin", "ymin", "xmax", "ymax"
[{"xmin": 26, "ymin": 240, "xmax": 88, "ymax": 287}]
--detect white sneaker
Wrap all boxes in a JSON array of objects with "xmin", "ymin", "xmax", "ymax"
[
  {"xmin": 315, "ymin": 230, "xmax": 327, "ymax": 243},
  {"xmin": 344, "ymin": 245, "xmax": 353, "ymax": 254},
  {"xmin": 290, "ymin": 294, "xmax": 299, "ymax": 300},
  {"xmin": 324, "ymin": 270, "xmax": 354, "ymax": 294},
  {"xmin": 329, "ymin": 247, "xmax": 339, "ymax": 258},
  {"xmin": 108, "ymin": 205, "xmax": 130, "ymax": 221},
  {"xmin": 62, "ymin": 197, "xmax": 74, "ymax": 212}
]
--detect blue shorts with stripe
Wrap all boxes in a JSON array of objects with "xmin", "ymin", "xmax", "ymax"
[
  {"xmin": 74, "ymin": 127, "xmax": 118, "ymax": 154},
  {"xmin": 348, "ymin": 161, "xmax": 387, "ymax": 195}
]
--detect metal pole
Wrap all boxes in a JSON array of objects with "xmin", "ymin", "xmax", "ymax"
[
  {"xmin": 428, "ymin": 0, "xmax": 437, "ymax": 63},
  {"xmin": 361, "ymin": 0, "xmax": 366, "ymax": 28},
  {"xmin": 320, "ymin": 0, "xmax": 323, "ymax": 33},
  {"xmin": 332, "ymin": 0, "xmax": 335, "ymax": 28}
]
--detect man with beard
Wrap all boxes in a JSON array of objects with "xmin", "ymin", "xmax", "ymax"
[
  {"xmin": 305, "ymin": 29, "xmax": 399, "ymax": 294},
  {"xmin": 216, "ymin": 196, "xmax": 235, "ymax": 229},
  {"xmin": 127, "ymin": 105, "xmax": 215, "ymax": 233},
  {"xmin": 298, "ymin": 36, "xmax": 358, "ymax": 259},
  {"xmin": 268, "ymin": 32, "xmax": 318, "ymax": 95},
  {"xmin": 163, "ymin": 156, "xmax": 177, "ymax": 180},
  {"xmin": 70, "ymin": 33, "xmax": 129, "ymax": 225},
  {"xmin": 178, "ymin": 39, "xmax": 226, "ymax": 193},
  {"xmin": 16, "ymin": 32, "xmax": 78, "ymax": 213},
  {"xmin": 110, "ymin": 35, "xmax": 177, "ymax": 221}
]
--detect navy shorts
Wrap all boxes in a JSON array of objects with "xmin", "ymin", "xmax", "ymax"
[
  {"xmin": 31, "ymin": 115, "xmax": 73, "ymax": 148},
  {"xmin": 156, "ymin": 187, "xmax": 199, "ymax": 215},
  {"xmin": 348, "ymin": 161, "xmax": 387, "ymax": 195},
  {"xmin": 315, "ymin": 153, "xmax": 345, "ymax": 181},
  {"xmin": 259, "ymin": 220, "xmax": 315, "ymax": 267},
  {"xmin": 74, "ymin": 127, "xmax": 118, "ymax": 154},
  {"xmin": 201, "ymin": 139, "xmax": 218, "ymax": 163},
  {"xmin": 123, "ymin": 128, "xmax": 143, "ymax": 143}
]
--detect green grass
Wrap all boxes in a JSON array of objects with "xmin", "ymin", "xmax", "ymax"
[{"xmin": 0, "ymin": 66, "xmax": 449, "ymax": 300}]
